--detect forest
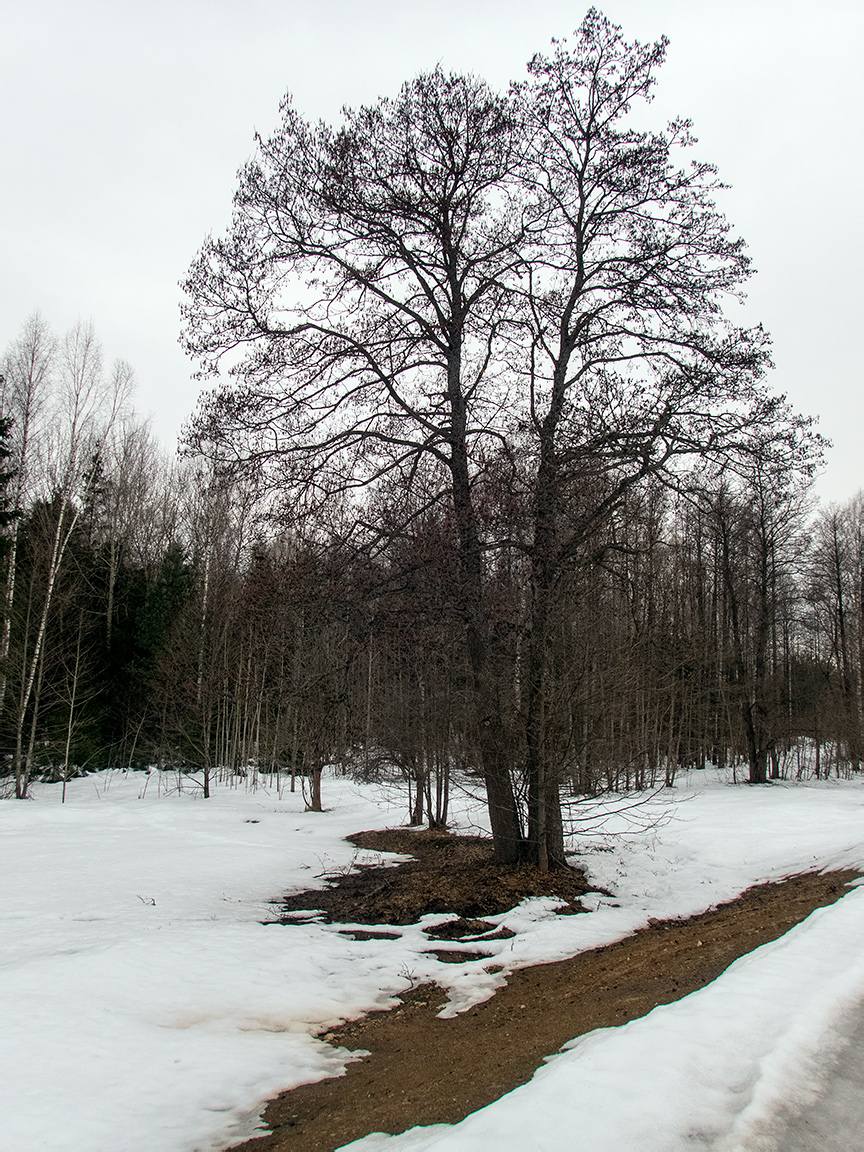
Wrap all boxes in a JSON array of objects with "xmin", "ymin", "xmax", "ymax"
[
  {"xmin": 1, "ymin": 316, "xmax": 862, "ymax": 816},
  {"xmin": 1, "ymin": 14, "xmax": 860, "ymax": 862}
]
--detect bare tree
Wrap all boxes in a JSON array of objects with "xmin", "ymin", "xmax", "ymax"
[
  {"xmin": 182, "ymin": 12, "xmax": 820, "ymax": 863},
  {"xmin": 10, "ymin": 323, "xmax": 130, "ymax": 796},
  {"xmin": 184, "ymin": 68, "xmax": 528, "ymax": 855},
  {"xmin": 0, "ymin": 315, "xmax": 55, "ymax": 721},
  {"xmin": 508, "ymin": 13, "xmax": 825, "ymax": 863}
]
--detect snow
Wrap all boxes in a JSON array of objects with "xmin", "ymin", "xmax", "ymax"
[
  {"xmin": 2, "ymin": 768, "xmax": 864, "ymax": 1151},
  {"xmin": 347, "ymin": 886, "xmax": 864, "ymax": 1151}
]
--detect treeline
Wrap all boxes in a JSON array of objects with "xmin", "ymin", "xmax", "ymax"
[{"xmin": 1, "ymin": 315, "xmax": 861, "ymax": 806}]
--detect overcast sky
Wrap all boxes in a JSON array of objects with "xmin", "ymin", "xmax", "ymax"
[{"xmin": 2, "ymin": 0, "xmax": 862, "ymax": 502}]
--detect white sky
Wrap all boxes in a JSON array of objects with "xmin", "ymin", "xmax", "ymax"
[{"xmin": 2, "ymin": 0, "xmax": 862, "ymax": 502}]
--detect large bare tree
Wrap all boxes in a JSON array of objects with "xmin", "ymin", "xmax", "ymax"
[
  {"xmin": 182, "ymin": 11, "xmax": 819, "ymax": 864},
  {"xmin": 509, "ymin": 14, "xmax": 820, "ymax": 863},
  {"xmin": 184, "ymin": 67, "xmax": 529, "ymax": 857}
]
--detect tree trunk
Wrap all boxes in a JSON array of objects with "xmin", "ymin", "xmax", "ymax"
[
  {"xmin": 307, "ymin": 763, "xmax": 323, "ymax": 812},
  {"xmin": 0, "ymin": 520, "xmax": 20, "ymax": 719},
  {"xmin": 447, "ymin": 352, "xmax": 523, "ymax": 862},
  {"xmin": 524, "ymin": 362, "xmax": 570, "ymax": 869},
  {"xmin": 15, "ymin": 501, "xmax": 80, "ymax": 797},
  {"xmin": 61, "ymin": 611, "xmax": 85, "ymax": 803}
]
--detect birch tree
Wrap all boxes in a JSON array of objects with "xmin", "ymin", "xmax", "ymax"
[
  {"xmin": 0, "ymin": 315, "xmax": 55, "ymax": 722},
  {"xmin": 10, "ymin": 323, "xmax": 130, "ymax": 796}
]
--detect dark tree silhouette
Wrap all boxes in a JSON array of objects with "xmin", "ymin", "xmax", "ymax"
[{"xmin": 181, "ymin": 10, "xmax": 820, "ymax": 864}]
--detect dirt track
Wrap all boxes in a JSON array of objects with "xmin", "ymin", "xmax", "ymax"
[{"xmin": 232, "ymin": 837, "xmax": 859, "ymax": 1152}]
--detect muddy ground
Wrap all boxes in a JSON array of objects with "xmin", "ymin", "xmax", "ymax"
[
  {"xmin": 232, "ymin": 829, "xmax": 860, "ymax": 1152},
  {"xmin": 276, "ymin": 828, "xmax": 595, "ymax": 924}
]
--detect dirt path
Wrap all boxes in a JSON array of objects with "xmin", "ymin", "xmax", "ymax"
[{"xmin": 232, "ymin": 862, "xmax": 860, "ymax": 1152}]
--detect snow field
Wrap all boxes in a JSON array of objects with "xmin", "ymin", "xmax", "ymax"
[{"xmin": 2, "ymin": 770, "xmax": 864, "ymax": 1150}]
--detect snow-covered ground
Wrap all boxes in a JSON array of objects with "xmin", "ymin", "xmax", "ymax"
[{"xmin": 2, "ymin": 769, "xmax": 864, "ymax": 1151}]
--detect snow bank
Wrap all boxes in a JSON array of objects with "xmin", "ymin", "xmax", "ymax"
[
  {"xmin": 2, "ymin": 769, "xmax": 864, "ymax": 1150},
  {"xmin": 345, "ymin": 886, "xmax": 864, "ymax": 1151}
]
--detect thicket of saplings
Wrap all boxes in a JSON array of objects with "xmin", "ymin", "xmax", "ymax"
[{"xmin": 0, "ymin": 316, "xmax": 860, "ymax": 821}]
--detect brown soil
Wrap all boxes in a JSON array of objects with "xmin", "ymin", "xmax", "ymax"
[
  {"xmin": 235, "ymin": 833, "xmax": 860, "ymax": 1152},
  {"xmin": 276, "ymin": 829, "xmax": 594, "ymax": 925}
]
